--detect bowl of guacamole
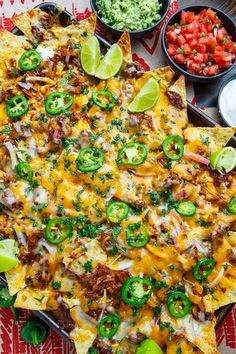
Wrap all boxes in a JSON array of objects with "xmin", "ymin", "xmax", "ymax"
[{"xmin": 90, "ymin": 0, "xmax": 171, "ymax": 39}]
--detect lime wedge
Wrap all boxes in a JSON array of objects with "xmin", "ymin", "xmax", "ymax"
[
  {"xmin": 95, "ymin": 44, "xmax": 123, "ymax": 80},
  {"xmin": 210, "ymin": 146, "xmax": 236, "ymax": 173},
  {"xmin": 81, "ymin": 36, "xmax": 100, "ymax": 76},
  {"xmin": 128, "ymin": 78, "xmax": 160, "ymax": 112},
  {"xmin": 0, "ymin": 239, "xmax": 19, "ymax": 272}
]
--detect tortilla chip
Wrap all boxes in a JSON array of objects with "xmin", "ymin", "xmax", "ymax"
[
  {"xmin": 51, "ymin": 13, "xmax": 97, "ymax": 45},
  {"xmin": 0, "ymin": 30, "xmax": 31, "ymax": 79},
  {"xmin": 161, "ymin": 309, "xmax": 219, "ymax": 354},
  {"xmin": 5, "ymin": 263, "xmax": 27, "ymax": 296},
  {"xmin": 70, "ymin": 326, "xmax": 97, "ymax": 354},
  {"xmin": 184, "ymin": 126, "xmax": 236, "ymax": 153},
  {"xmin": 150, "ymin": 66, "xmax": 175, "ymax": 87},
  {"xmin": 63, "ymin": 239, "xmax": 107, "ymax": 276},
  {"xmin": 69, "ymin": 306, "xmax": 97, "ymax": 354},
  {"xmin": 14, "ymin": 288, "xmax": 59, "ymax": 310},
  {"xmin": 166, "ymin": 338, "xmax": 203, "ymax": 353},
  {"xmin": 117, "ymin": 31, "xmax": 132, "ymax": 64},
  {"xmin": 11, "ymin": 8, "xmax": 54, "ymax": 44}
]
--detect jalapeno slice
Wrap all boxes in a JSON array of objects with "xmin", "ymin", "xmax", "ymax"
[
  {"xmin": 45, "ymin": 92, "xmax": 74, "ymax": 115},
  {"xmin": 117, "ymin": 142, "xmax": 147, "ymax": 166},
  {"xmin": 126, "ymin": 222, "xmax": 149, "ymax": 248},
  {"xmin": 175, "ymin": 201, "xmax": 196, "ymax": 217},
  {"xmin": 92, "ymin": 90, "xmax": 116, "ymax": 111},
  {"xmin": 19, "ymin": 50, "xmax": 42, "ymax": 71},
  {"xmin": 98, "ymin": 314, "xmax": 120, "ymax": 339},
  {"xmin": 162, "ymin": 135, "xmax": 184, "ymax": 160},
  {"xmin": 21, "ymin": 317, "xmax": 49, "ymax": 346},
  {"xmin": 121, "ymin": 276, "xmax": 153, "ymax": 306},
  {"xmin": 76, "ymin": 147, "xmax": 104, "ymax": 172},
  {"xmin": 0, "ymin": 285, "xmax": 16, "ymax": 308},
  {"xmin": 228, "ymin": 196, "xmax": 236, "ymax": 215},
  {"xmin": 6, "ymin": 95, "xmax": 29, "ymax": 119},
  {"xmin": 45, "ymin": 218, "xmax": 72, "ymax": 244},
  {"xmin": 106, "ymin": 202, "xmax": 129, "ymax": 223},
  {"xmin": 15, "ymin": 162, "xmax": 34, "ymax": 183},
  {"xmin": 167, "ymin": 291, "xmax": 191, "ymax": 318},
  {"xmin": 192, "ymin": 257, "xmax": 215, "ymax": 281}
]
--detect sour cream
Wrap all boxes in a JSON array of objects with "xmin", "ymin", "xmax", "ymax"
[{"xmin": 219, "ymin": 78, "xmax": 236, "ymax": 126}]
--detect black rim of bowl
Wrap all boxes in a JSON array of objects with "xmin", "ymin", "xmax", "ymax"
[
  {"xmin": 90, "ymin": 0, "xmax": 171, "ymax": 35},
  {"xmin": 218, "ymin": 74, "xmax": 236, "ymax": 126},
  {"xmin": 161, "ymin": 5, "xmax": 236, "ymax": 80}
]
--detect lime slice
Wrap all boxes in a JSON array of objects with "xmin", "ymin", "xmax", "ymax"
[
  {"xmin": 95, "ymin": 44, "xmax": 123, "ymax": 80},
  {"xmin": 81, "ymin": 36, "xmax": 100, "ymax": 76},
  {"xmin": 128, "ymin": 78, "xmax": 160, "ymax": 112},
  {"xmin": 0, "ymin": 239, "xmax": 19, "ymax": 272},
  {"xmin": 210, "ymin": 146, "xmax": 236, "ymax": 173}
]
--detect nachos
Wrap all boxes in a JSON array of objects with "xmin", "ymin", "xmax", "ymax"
[{"xmin": 0, "ymin": 8, "xmax": 236, "ymax": 354}]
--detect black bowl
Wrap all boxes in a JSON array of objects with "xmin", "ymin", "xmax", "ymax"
[
  {"xmin": 90, "ymin": 0, "xmax": 171, "ymax": 39},
  {"xmin": 161, "ymin": 5, "xmax": 236, "ymax": 83}
]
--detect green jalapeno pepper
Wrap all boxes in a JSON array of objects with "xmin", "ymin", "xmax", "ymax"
[
  {"xmin": 136, "ymin": 339, "xmax": 163, "ymax": 354},
  {"xmin": 106, "ymin": 202, "xmax": 129, "ymax": 223},
  {"xmin": 126, "ymin": 222, "xmax": 149, "ymax": 248},
  {"xmin": 192, "ymin": 257, "xmax": 215, "ymax": 281},
  {"xmin": 0, "ymin": 285, "xmax": 16, "ymax": 308},
  {"xmin": 45, "ymin": 92, "xmax": 74, "ymax": 115},
  {"xmin": 21, "ymin": 317, "xmax": 49, "ymax": 346},
  {"xmin": 15, "ymin": 161, "xmax": 34, "ymax": 183},
  {"xmin": 6, "ymin": 95, "xmax": 29, "ymax": 119},
  {"xmin": 117, "ymin": 142, "xmax": 147, "ymax": 166},
  {"xmin": 19, "ymin": 50, "xmax": 42, "ymax": 71},
  {"xmin": 121, "ymin": 276, "xmax": 153, "ymax": 306},
  {"xmin": 76, "ymin": 147, "xmax": 104, "ymax": 172},
  {"xmin": 162, "ymin": 135, "xmax": 184, "ymax": 160},
  {"xmin": 98, "ymin": 314, "xmax": 120, "ymax": 339},
  {"xmin": 175, "ymin": 201, "xmax": 196, "ymax": 217},
  {"xmin": 45, "ymin": 218, "xmax": 72, "ymax": 244},
  {"xmin": 92, "ymin": 90, "xmax": 116, "ymax": 111},
  {"xmin": 228, "ymin": 196, "xmax": 236, "ymax": 215},
  {"xmin": 167, "ymin": 291, "xmax": 191, "ymax": 318}
]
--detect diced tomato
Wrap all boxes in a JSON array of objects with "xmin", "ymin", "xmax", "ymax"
[
  {"xmin": 180, "ymin": 10, "xmax": 195, "ymax": 25},
  {"xmin": 208, "ymin": 37, "xmax": 217, "ymax": 49},
  {"xmin": 182, "ymin": 43, "xmax": 191, "ymax": 55},
  {"xmin": 205, "ymin": 8, "xmax": 217, "ymax": 21},
  {"xmin": 167, "ymin": 44, "xmax": 177, "ymax": 57},
  {"xmin": 165, "ymin": 7, "xmax": 235, "ymax": 76},
  {"xmin": 194, "ymin": 53, "xmax": 204, "ymax": 63},
  {"xmin": 174, "ymin": 54, "xmax": 186, "ymax": 64},
  {"xmin": 198, "ymin": 44, "xmax": 207, "ymax": 54},
  {"xmin": 216, "ymin": 28, "xmax": 225, "ymax": 42},
  {"xmin": 189, "ymin": 39, "xmax": 198, "ymax": 49},
  {"xmin": 177, "ymin": 34, "xmax": 186, "ymax": 46},
  {"xmin": 203, "ymin": 65, "xmax": 219, "ymax": 75},
  {"xmin": 166, "ymin": 31, "xmax": 178, "ymax": 43}
]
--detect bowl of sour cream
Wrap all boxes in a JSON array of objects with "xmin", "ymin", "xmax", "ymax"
[{"xmin": 218, "ymin": 75, "xmax": 236, "ymax": 127}]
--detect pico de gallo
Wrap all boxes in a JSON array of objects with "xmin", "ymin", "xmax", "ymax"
[{"xmin": 166, "ymin": 8, "xmax": 236, "ymax": 76}]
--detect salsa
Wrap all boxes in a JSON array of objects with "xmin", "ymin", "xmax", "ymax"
[
  {"xmin": 96, "ymin": 0, "xmax": 162, "ymax": 31},
  {"xmin": 166, "ymin": 8, "xmax": 236, "ymax": 76}
]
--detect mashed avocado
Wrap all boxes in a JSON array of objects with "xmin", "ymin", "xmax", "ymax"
[{"xmin": 96, "ymin": 0, "xmax": 162, "ymax": 31}]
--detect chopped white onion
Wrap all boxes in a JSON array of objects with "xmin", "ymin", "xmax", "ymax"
[
  {"xmin": 15, "ymin": 230, "xmax": 28, "ymax": 249},
  {"xmin": 37, "ymin": 239, "xmax": 57, "ymax": 257},
  {"xmin": 4, "ymin": 141, "xmax": 18, "ymax": 168},
  {"xmin": 209, "ymin": 267, "xmax": 224, "ymax": 288}
]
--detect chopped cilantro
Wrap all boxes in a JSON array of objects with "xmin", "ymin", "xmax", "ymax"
[{"xmin": 84, "ymin": 259, "xmax": 92, "ymax": 271}]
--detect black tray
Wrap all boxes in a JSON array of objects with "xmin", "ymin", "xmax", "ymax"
[{"xmin": 1, "ymin": 0, "xmax": 234, "ymax": 346}]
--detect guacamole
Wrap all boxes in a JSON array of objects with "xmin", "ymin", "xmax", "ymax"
[{"xmin": 96, "ymin": 0, "xmax": 162, "ymax": 31}]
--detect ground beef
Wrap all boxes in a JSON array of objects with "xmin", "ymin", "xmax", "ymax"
[
  {"xmin": 53, "ymin": 301, "xmax": 76, "ymax": 332},
  {"xmin": 80, "ymin": 264, "xmax": 130, "ymax": 300},
  {"xmin": 166, "ymin": 90, "xmax": 185, "ymax": 110},
  {"xmin": 123, "ymin": 61, "xmax": 144, "ymax": 78}
]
